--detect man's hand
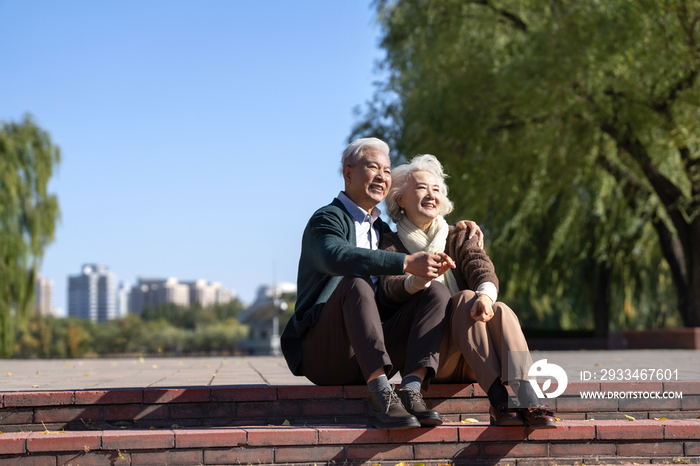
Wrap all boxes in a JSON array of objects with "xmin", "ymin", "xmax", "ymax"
[
  {"xmin": 404, "ymin": 252, "xmax": 447, "ymax": 280},
  {"xmin": 455, "ymin": 220, "xmax": 484, "ymax": 249},
  {"xmin": 470, "ymin": 294, "xmax": 494, "ymax": 322}
]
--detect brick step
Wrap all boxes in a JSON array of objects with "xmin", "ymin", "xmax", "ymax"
[
  {"xmin": 1, "ymin": 382, "xmax": 698, "ymax": 432},
  {"xmin": 2, "ymin": 421, "xmax": 700, "ymax": 465}
]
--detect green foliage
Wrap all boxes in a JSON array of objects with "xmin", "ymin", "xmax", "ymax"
[
  {"xmin": 354, "ymin": 0, "xmax": 700, "ymax": 330},
  {"xmin": 0, "ymin": 116, "xmax": 60, "ymax": 355},
  {"xmin": 141, "ymin": 300, "xmax": 245, "ymax": 329},
  {"xmin": 13, "ymin": 300, "xmax": 249, "ymax": 358}
]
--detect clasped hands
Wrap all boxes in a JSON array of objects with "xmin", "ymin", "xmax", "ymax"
[
  {"xmin": 402, "ymin": 219, "xmax": 493, "ymax": 322},
  {"xmin": 403, "ymin": 251, "xmax": 494, "ymax": 322}
]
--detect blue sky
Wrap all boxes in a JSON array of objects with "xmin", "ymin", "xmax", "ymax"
[{"xmin": 1, "ymin": 1, "xmax": 386, "ymax": 311}]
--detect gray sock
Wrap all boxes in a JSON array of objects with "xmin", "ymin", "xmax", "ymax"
[
  {"xmin": 399, "ymin": 375, "xmax": 423, "ymax": 394},
  {"xmin": 368, "ymin": 375, "xmax": 392, "ymax": 393}
]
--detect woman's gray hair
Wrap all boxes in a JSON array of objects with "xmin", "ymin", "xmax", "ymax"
[
  {"xmin": 386, "ymin": 154, "xmax": 454, "ymax": 222},
  {"xmin": 341, "ymin": 137, "xmax": 390, "ymax": 167}
]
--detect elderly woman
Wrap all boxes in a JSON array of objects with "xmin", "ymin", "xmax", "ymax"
[{"xmin": 378, "ymin": 154, "xmax": 557, "ymax": 429}]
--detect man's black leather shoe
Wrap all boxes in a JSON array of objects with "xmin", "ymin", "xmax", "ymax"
[
  {"xmin": 396, "ymin": 387, "xmax": 443, "ymax": 427},
  {"xmin": 367, "ymin": 390, "xmax": 421, "ymax": 430}
]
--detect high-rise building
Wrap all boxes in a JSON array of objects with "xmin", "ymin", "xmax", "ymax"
[
  {"xmin": 34, "ymin": 276, "xmax": 53, "ymax": 316},
  {"xmin": 115, "ymin": 281, "xmax": 131, "ymax": 318},
  {"xmin": 182, "ymin": 280, "xmax": 235, "ymax": 308},
  {"xmin": 215, "ymin": 287, "xmax": 235, "ymax": 305},
  {"xmin": 68, "ymin": 264, "xmax": 117, "ymax": 322},
  {"xmin": 129, "ymin": 278, "xmax": 189, "ymax": 314}
]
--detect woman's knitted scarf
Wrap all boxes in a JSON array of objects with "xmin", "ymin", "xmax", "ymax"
[{"xmin": 396, "ymin": 215, "xmax": 460, "ymax": 296}]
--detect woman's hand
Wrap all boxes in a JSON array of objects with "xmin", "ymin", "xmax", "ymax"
[
  {"xmin": 455, "ymin": 220, "xmax": 484, "ymax": 249},
  {"xmin": 470, "ymin": 294, "xmax": 494, "ymax": 322},
  {"xmin": 436, "ymin": 253, "xmax": 456, "ymax": 276}
]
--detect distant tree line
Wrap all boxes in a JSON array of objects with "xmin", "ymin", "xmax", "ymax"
[{"xmin": 13, "ymin": 300, "xmax": 249, "ymax": 358}]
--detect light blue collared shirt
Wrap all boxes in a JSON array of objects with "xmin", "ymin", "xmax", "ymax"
[{"xmin": 337, "ymin": 191, "xmax": 381, "ymax": 286}]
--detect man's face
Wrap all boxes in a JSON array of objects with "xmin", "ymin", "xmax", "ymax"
[{"xmin": 342, "ymin": 148, "xmax": 392, "ymax": 212}]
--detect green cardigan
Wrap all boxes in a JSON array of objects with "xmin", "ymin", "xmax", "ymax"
[{"xmin": 280, "ymin": 198, "xmax": 407, "ymax": 376}]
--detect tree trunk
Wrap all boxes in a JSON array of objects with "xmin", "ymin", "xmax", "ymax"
[
  {"xmin": 685, "ymin": 218, "xmax": 700, "ymax": 327},
  {"xmin": 593, "ymin": 263, "xmax": 611, "ymax": 339},
  {"xmin": 601, "ymin": 126, "xmax": 700, "ymax": 327},
  {"xmin": 0, "ymin": 310, "xmax": 13, "ymax": 357},
  {"xmin": 651, "ymin": 213, "xmax": 700, "ymax": 327}
]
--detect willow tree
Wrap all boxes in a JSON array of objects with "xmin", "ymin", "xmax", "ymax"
[
  {"xmin": 353, "ymin": 0, "xmax": 700, "ymax": 331},
  {"xmin": 0, "ymin": 116, "xmax": 61, "ymax": 356}
]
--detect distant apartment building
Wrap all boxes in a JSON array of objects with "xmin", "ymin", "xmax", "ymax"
[
  {"xmin": 34, "ymin": 276, "xmax": 53, "ymax": 316},
  {"xmin": 129, "ymin": 278, "xmax": 235, "ymax": 314},
  {"xmin": 68, "ymin": 264, "xmax": 117, "ymax": 322},
  {"xmin": 129, "ymin": 278, "xmax": 190, "ymax": 314},
  {"xmin": 182, "ymin": 280, "xmax": 236, "ymax": 308},
  {"xmin": 115, "ymin": 281, "xmax": 131, "ymax": 318}
]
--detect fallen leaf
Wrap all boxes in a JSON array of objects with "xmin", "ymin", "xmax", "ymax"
[
  {"xmin": 171, "ymin": 424, "xmax": 183, "ymax": 429},
  {"xmin": 110, "ymin": 362, "xmax": 118, "ymax": 367},
  {"xmin": 414, "ymin": 463, "xmax": 426, "ymax": 466},
  {"xmin": 594, "ymin": 363, "xmax": 602, "ymax": 367},
  {"xmin": 36, "ymin": 371, "xmax": 40, "ymax": 374},
  {"xmin": 585, "ymin": 418, "xmax": 595, "ymax": 421},
  {"xmin": 460, "ymin": 418, "xmax": 479, "ymax": 423},
  {"xmin": 139, "ymin": 357, "xmax": 145, "ymax": 363},
  {"xmin": 624, "ymin": 414, "xmax": 636, "ymax": 421},
  {"xmin": 149, "ymin": 426, "xmax": 155, "ymax": 430},
  {"xmin": 6, "ymin": 372, "xmax": 12, "ymax": 377},
  {"xmin": 32, "ymin": 385, "xmax": 39, "ymax": 388},
  {"xmin": 654, "ymin": 417, "xmax": 668, "ymax": 421},
  {"xmin": 394, "ymin": 462, "xmax": 407, "ymax": 466},
  {"xmin": 282, "ymin": 420, "xmax": 291, "ymax": 426},
  {"xmin": 84, "ymin": 446, "xmax": 90, "ymax": 453},
  {"xmin": 84, "ymin": 372, "xmax": 91, "ymax": 377},
  {"xmin": 152, "ymin": 365, "xmax": 158, "ymax": 369},
  {"xmin": 555, "ymin": 418, "xmax": 561, "ymax": 421},
  {"xmin": 40, "ymin": 421, "xmax": 64, "ymax": 434}
]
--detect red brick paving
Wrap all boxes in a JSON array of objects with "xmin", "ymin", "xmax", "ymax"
[
  {"xmin": 0, "ymin": 422, "xmax": 699, "ymax": 465},
  {"xmin": 27, "ymin": 431, "xmax": 101, "ymax": 452}
]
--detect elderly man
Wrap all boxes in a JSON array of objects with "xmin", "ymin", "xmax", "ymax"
[{"xmin": 281, "ymin": 137, "xmax": 481, "ymax": 430}]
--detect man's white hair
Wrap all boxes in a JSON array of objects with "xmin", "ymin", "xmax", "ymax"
[
  {"xmin": 341, "ymin": 137, "xmax": 390, "ymax": 167},
  {"xmin": 386, "ymin": 154, "xmax": 454, "ymax": 222}
]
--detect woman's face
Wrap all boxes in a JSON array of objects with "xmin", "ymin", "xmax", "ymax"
[{"xmin": 398, "ymin": 170, "xmax": 442, "ymax": 230}]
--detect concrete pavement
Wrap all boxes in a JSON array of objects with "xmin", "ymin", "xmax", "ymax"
[{"xmin": 0, "ymin": 350, "xmax": 698, "ymax": 392}]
